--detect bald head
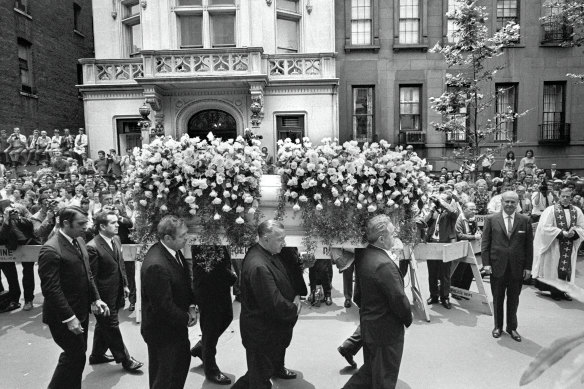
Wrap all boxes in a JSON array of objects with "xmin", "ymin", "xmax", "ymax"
[{"xmin": 501, "ymin": 191, "xmax": 518, "ymax": 216}]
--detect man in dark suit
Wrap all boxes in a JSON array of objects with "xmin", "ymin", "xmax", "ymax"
[
  {"xmin": 190, "ymin": 245, "xmax": 237, "ymax": 385},
  {"xmin": 482, "ymin": 191, "xmax": 533, "ymax": 342},
  {"xmin": 38, "ymin": 206, "xmax": 110, "ymax": 389},
  {"xmin": 141, "ymin": 215, "xmax": 198, "ymax": 389},
  {"xmin": 343, "ymin": 215, "xmax": 412, "ymax": 389},
  {"xmin": 87, "ymin": 210, "xmax": 143, "ymax": 372},
  {"xmin": 546, "ymin": 164, "xmax": 562, "ymax": 180},
  {"xmin": 231, "ymin": 220, "xmax": 301, "ymax": 389}
]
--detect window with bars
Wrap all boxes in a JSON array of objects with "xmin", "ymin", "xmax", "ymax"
[
  {"xmin": 446, "ymin": 0, "xmax": 463, "ymax": 43},
  {"xmin": 176, "ymin": 0, "xmax": 236, "ymax": 48},
  {"xmin": 18, "ymin": 38, "xmax": 34, "ymax": 94},
  {"xmin": 352, "ymin": 87, "xmax": 374, "ymax": 142},
  {"xmin": 351, "ymin": 0, "xmax": 372, "ymax": 45},
  {"xmin": 541, "ymin": 82, "xmax": 566, "ymax": 139},
  {"xmin": 277, "ymin": 0, "xmax": 300, "ymax": 53},
  {"xmin": 445, "ymin": 85, "xmax": 468, "ymax": 142},
  {"xmin": 496, "ymin": 0, "xmax": 519, "ymax": 32},
  {"xmin": 277, "ymin": 115, "xmax": 305, "ymax": 143},
  {"xmin": 495, "ymin": 83, "xmax": 518, "ymax": 141},
  {"xmin": 541, "ymin": 0, "xmax": 572, "ymax": 43},
  {"xmin": 122, "ymin": 1, "xmax": 141, "ymax": 55},
  {"xmin": 399, "ymin": 85, "xmax": 421, "ymax": 132},
  {"xmin": 399, "ymin": 0, "xmax": 420, "ymax": 44}
]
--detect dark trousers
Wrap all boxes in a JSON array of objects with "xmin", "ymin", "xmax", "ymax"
[
  {"xmin": 427, "ymin": 260, "xmax": 451, "ymax": 300},
  {"xmin": 491, "ymin": 264, "xmax": 523, "ymax": 331},
  {"xmin": 342, "ymin": 264, "xmax": 354, "ymax": 300},
  {"xmin": 0, "ymin": 262, "xmax": 20, "ymax": 303},
  {"xmin": 451, "ymin": 262, "xmax": 474, "ymax": 290},
  {"xmin": 91, "ymin": 308, "xmax": 130, "ymax": 363},
  {"xmin": 231, "ymin": 347, "xmax": 284, "ymax": 389},
  {"xmin": 47, "ymin": 319, "xmax": 89, "ymax": 389},
  {"xmin": 343, "ymin": 338, "xmax": 404, "ymax": 389},
  {"xmin": 196, "ymin": 305, "xmax": 233, "ymax": 376},
  {"xmin": 22, "ymin": 262, "xmax": 35, "ymax": 302},
  {"xmin": 341, "ymin": 325, "xmax": 362, "ymax": 356},
  {"xmin": 309, "ymin": 258, "xmax": 333, "ymax": 296},
  {"xmin": 147, "ymin": 337, "xmax": 191, "ymax": 389},
  {"xmin": 124, "ymin": 261, "xmax": 136, "ymax": 304}
]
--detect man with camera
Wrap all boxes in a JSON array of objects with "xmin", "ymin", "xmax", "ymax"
[
  {"xmin": 4, "ymin": 128, "xmax": 27, "ymax": 168},
  {"xmin": 531, "ymin": 181, "xmax": 555, "ymax": 223}
]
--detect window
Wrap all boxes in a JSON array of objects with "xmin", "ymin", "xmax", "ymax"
[
  {"xmin": 495, "ymin": 83, "xmax": 518, "ymax": 141},
  {"xmin": 446, "ymin": 0, "xmax": 463, "ymax": 43},
  {"xmin": 15, "ymin": 0, "xmax": 28, "ymax": 14},
  {"xmin": 541, "ymin": 82, "xmax": 566, "ymax": 140},
  {"xmin": 445, "ymin": 85, "xmax": 468, "ymax": 142},
  {"xmin": 399, "ymin": 0, "xmax": 420, "ymax": 44},
  {"xmin": 122, "ymin": 1, "xmax": 141, "ymax": 55},
  {"xmin": 351, "ymin": 0, "xmax": 372, "ymax": 45},
  {"xmin": 496, "ymin": 0, "xmax": 519, "ymax": 31},
  {"xmin": 276, "ymin": 0, "xmax": 300, "ymax": 53},
  {"xmin": 277, "ymin": 115, "xmax": 305, "ymax": 143},
  {"xmin": 352, "ymin": 87, "xmax": 374, "ymax": 142},
  {"xmin": 18, "ymin": 38, "xmax": 34, "ymax": 94},
  {"xmin": 399, "ymin": 85, "xmax": 421, "ymax": 132},
  {"xmin": 541, "ymin": 0, "xmax": 572, "ymax": 43},
  {"xmin": 176, "ymin": 0, "xmax": 236, "ymax": 48},
  {"xmin": 73, "ymin": 3, "xmax": 81, "ymax": 32}
]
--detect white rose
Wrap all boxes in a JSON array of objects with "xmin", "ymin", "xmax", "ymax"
[
  {"xmin": 235, "ymin": 217, "xmax": 244, "ymax": 224},
  {"xmin": 210, "ymin": 190, "xmax": 218, "ymax": 198},
  {"xmin": 299, "ymin": 195, "xmax": 308, "ymax": 202},
  {"xmin": 367, "ymin": 204, "xmax": 377, "ymax": 212},
  {"xmin": 212, "ymin": 198, "xmax": 222, "ymax": 205},
  {"xmin": 160, "ymin": 205, "xmax": 168, "ymax": 212},
  {"xmin": 334, "ymin": 199, "xmax": 341, "ymax": 206},
  {"xmin": 236, "ymin": 206, "xmax": 245, "ymax": 213},
  {"xmin": 248, "ymin": 207, "xmax": 256, "ymax": 214},
  {"xmin": 139, "ymin": 199, "xmax": 147, "ymax": 206},
  {"xmin": 357, "ymin": 203, "xmax": 363, "ymax": 210},
  {"xmin": 178, "ymin": 186, "xmax": 186, "ymax": 193},
  {"xmin": 293, "ymin": 203, "xmax": 301, "ymax": 211},
  {"xmin": 316, "ymin": 204, "xmax": 323, "ymax": 211},
  {"xmin": 189, "ymin": 209, "xmax": 197, "ymax": 216},
  {"xmin": 222, "ymin": 204, "xmax": 232, "ymax": 212},
  {"xmin": 213, "ymin": 213, "xmax": 221, "ymax": 220}
]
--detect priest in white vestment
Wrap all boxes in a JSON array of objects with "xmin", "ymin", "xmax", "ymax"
[{"xmin": 533, "ymin": 187, "xmax": 584, "ymax": 301}]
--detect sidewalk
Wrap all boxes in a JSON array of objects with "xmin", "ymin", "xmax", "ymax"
[{"xmin": 0, "ymin": 258, "xmax": 583, "ymax": 389}]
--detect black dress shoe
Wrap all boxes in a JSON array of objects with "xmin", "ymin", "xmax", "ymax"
[
  {"xmin": 122, "ymin": 357, "xmax": 143, "ymax": 372},
  {"xmin": 507, "ymin": 329, "xmax": 522, "ymax": 342},
  {"xmin": 325, "ymin": 296, "xmax": 333, "ymax": 306},
  {"xmin": 426, "ymin": 297, "xmax": 439, "ymax": 304},
  {"xmin": 206, "ymin": 372, "xmax": 231, "ymax": 385},
  {"xmin": 492, "ymin": 328, "xmax": 502, "ymax": 338},
  {"xmin": 274, "ymin": 368, "xmax": 297, "ymax": 379},
  {"xmin": 564, "ymin": 293, "xmax": 573, "ymax": 301},
  {"xmin": 337, "ymin": 346, "xmax": 357, "ymax": 369},
  {"xmin": 551, "ymin": 293, "xmax": 563, "ymax": 301},
  {"xmin": 344, "ymin": 299, "xmax": 352, "ymax": 308},
  {"xmin": 190, "ymin": 343, "xmax": 202, "ymax": 360},
  {"xmin": 89, "ymin": 354, "xmax": 115, "ymax": 365},
  {"xmin": 0, "ymin": 301, "xmax": 21, "ymax": 313},
  {"xmin": 441, "ymin": 299, "xmax": 452, "ymax": 309}
]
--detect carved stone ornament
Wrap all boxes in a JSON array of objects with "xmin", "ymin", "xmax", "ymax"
[
  {"xmin": 266, "ymin": 0, "xmax": 272, "ymax": 5},
  {"xmin": 146, "ymin": 97, "xmax": 161, "ymax": 112},
  {"xmin": 250, "ymin": 96, "xmax": 264, "ymax": 128},
  {"xmin": 306, "ymin": 0, "xmax": 313, "ymax": 14},
  {"xmin": 140, "ymin": 0, "xmax": 147, "ymax": 9}
]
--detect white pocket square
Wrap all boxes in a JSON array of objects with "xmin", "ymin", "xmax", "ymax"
[{"xmin": 518, "ymin": 231, "xmax": 526, "ymax": 234}]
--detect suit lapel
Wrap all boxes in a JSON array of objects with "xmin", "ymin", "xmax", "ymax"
[
  {"xmin": 368, "ymin": 245, "xmax": 404, "ymax": 288},
  {"xmin": 497, "ymin": 213, "xmax": 509, "ymax": 240},
  {"xmin": 96, "ymin": 234, "xmax": 116, "ymax": 260},
  {"xmin": 159, "ymin": 242, "xmax": 183, "ymax": 271},
  {"xmin": 510, "ymin": 214, "xmax": 521, "ymax": 237}
]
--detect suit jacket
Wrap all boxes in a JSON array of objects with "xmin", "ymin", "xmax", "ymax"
[
  {"xmin": 141, "ymin": 242, "xmax": 195, "ymax": 345},
  {"xmin": 455, "ymin": 214, "xmax": 477, "ymax": 241},
  {"xmin": 87, "ymin": 234, "xmax": 128, "ymax": 310},
  {"xmin": 39, "ymin": 233, "xmax": 100, "ymax": 325},
  {"xmin": 546, "ymin": 169, "xmax": 562, "ymax": 180},
  {"xmin": 191, "ymin": 245, "xmax": 236, "ymax": 312},
  {"xmin": 354, "ymin": 245, "xmax": 412, "ymax": 345},
  {"xmin": 279, "ymin": 247, "xmax": 308, "ymax": 297},
  {"xmin": 239, "ymin": 243, "xmax": 298, "ymax": 351},
  {"xmin": 481, "ymin": 212, "xmax": 534, "ymax": 279}
]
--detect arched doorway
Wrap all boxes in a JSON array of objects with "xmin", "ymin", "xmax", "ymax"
[{"xmin": 187, "ymin": 109, "xmax": 237, "ymax": 140}]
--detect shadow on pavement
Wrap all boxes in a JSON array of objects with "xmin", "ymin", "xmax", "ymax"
[
  {"xmin": 496, "ymin": 335, "xmax": 542, "ymax": 358},
  {"xmin": 83, "ymin": 364, "xmax": 131, "ymax": 388}
]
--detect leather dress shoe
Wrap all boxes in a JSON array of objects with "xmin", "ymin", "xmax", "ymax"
[
  {"xmin": 122, "ymin": 357, "xmax": 143, "ymax": 372},
  {"xmin": 344, "ymin": 299, "xmax": 352, "ymax": 308},
  {"xmin": 441, "ymin": 299, "xmax": 452, "ymax": 309},
  {"xmin": 89, "ymin": 354, "xmax": 115, "ymax": 365},
  {"xmin": 206, "ymin": 372, "xmax": 231, "ymax": 385},
  {"xmin": 492, "ymin": 328, "xmax": 502, "ymax": 338},
  {"xmin": 564, "ymin": 293, "xmax": 573, "ymax": 301},
  {"xmin": 426, "ymin": 297, "xmax": 439, "ymax": 305},
  {"xmin": 325, "ymin": 296, "xmax": 333, "ymax": 306},
  {"xmin": 507, "ymin": 329, "xmax": 522, "ymax": 342},
  {"xmin": 274, "ymin": 368, "xmax": 297, "ymax": 379},
  {"xmin": 337, "ymin": 346, "xmax": 357, "ymax": 369},
  {"xmin": 190, "ymin": 343, "xmax": 202, "ymax": 360}
]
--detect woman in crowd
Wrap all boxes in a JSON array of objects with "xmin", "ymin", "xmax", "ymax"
[
  {"xmin": 518, "ymin": 149, "xmax": 537, "ymax": 176},
  {"xmin": 502, "ymin": 150, "xmax": 516, "ymax": 175},
  {"xmin": 470, "ymin": 179, "xmax": 490, "ymax": 215}
]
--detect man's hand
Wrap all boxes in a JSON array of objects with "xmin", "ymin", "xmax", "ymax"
[
  {"xmin": 293, "ymin": 295, "xmax": 302, "ymax": 315},
  {"xmin": 188, "ymin": 306, "xmax": 198, "ymax": 327},
  {"xmin": 66, "ymin": 316, "xmax": 84, "ymax": 335},
  {"xmin": 92, "ymin": 300, "xmax": 110, "ymax": 317},
  {"xmin": 523, "ymin": 269, "xmax": 531, "ymax": 281},
  {"xmin": 124, "ymin": 286, "xmax": 130, "ymax": 299},
  {"xmin": 483, "ymin": 266, "xmax": 492, "ymax": 275}
]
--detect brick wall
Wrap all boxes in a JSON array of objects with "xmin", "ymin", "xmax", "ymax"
[{"xmin": 0, "ymin": 0, "xmax": 94, "ymax": 136}]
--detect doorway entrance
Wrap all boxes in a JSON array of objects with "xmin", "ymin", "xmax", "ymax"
[{"xmin": 187, "ymin": 109, "xmax": 237, "ymax": 140}]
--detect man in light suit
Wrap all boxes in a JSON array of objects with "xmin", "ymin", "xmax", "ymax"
[
  {"xmin": 482, "ymin": 191, "xmax": 533, "ymax": 342},
  {"xmin": 87, "ymin": 210, "xmax": 143, "ymax": 372},
  {"xmin": 38, "ymin": 206, "xmax": 110, "ymax": 389},
  {"xmin": 343, "ymin": 215, "xmax": 412, "ymax": 389},
  {"xmin": 141, "ymin": 215, "xmax": 198, "ymax": 389}
]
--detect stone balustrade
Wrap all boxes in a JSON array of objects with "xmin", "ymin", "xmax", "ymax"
[{"xmin": 79, "ymin": 58, "xmax": 144, "ymax": 84}]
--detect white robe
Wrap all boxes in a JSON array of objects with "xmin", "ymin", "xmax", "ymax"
[{"xmin": 532, "ymin": 205, "xmax": 584, "ymax": 283}]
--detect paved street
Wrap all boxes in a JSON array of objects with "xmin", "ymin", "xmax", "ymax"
[{"xmin": 1, "ymin": 257, "xmax": 583, "ymax": 389}]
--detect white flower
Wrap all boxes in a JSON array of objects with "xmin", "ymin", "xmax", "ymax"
[
  {"xmin": 334, "ymin": 199, "xmax": 341, "ymax": 206},
  {"xmin": 189, "ymin": 209, "xmax": 197, "ymax": 216},
  {"xmin": 144, "ymin": 191, "xmax": 153, "ymax": 198},
  {"xmin": 160, "ymin": 205, "xmax": 168, "ymax": 212},
  {"xmin": 367, "ymin": 204, "xmax": 377, "ymax": 212},
  {"xmin": 139, "ymin": 199, "xmax": 147, "ymax": 206},
  {"xmin": 222, "ymin": 204, "xmax": 232, "ymax": 212},
  {"xmin": 236, "ymin": 206, "xmax": 245, "ymax": 213},
  {"xmin": 235, "ymin": 216, "xmax": 244, "ymax": 224},
  {"xmin": 223, "ymin": 191, "xmax": 230, "ymax": 197},
  {"xmin": 376, "ymin": 193, "xmax": 383, "ymax": 201},
  {"xmin": 210, "ymin": 190, "xmax": 218, "ymax": 198},
  {"xmin": 244, "ymin": 196, "xmax": 254, "ymax": 204},
  {"xmin": 185, "ymin": 195, "xmax": 196, "ymax": 204},
  {"xmin": 178, "ymin": 186, "xmax": 186, "ymax": 193},
  {"xmin": 313, "ymin": 193, "xmax": 322, "ymax": 201},
  {"xmin": 293, "ymin": 203, "xmax": 301, "ymax": 211},
  {"xmin": 212, "ymin": 198, "xmax": 222, "ymax": 205},
  {"xmin": 213, "ymin": 213, "xmax": 221, "ymax": 220},
  {"xmin": 357, "ymin": 203, "xmax": 363, "ymax": 210},
  {"xmin": 231, "ymin": 194, "xmax": 238, "ymax": 200},
  {"xmin": 248, "ymin": 207, "xmax": 256, "ymax": 214},
  {"xmin": 299, "ymin": 195, "xmax": 308, "ymax": 202},
  {"xmin": 316, "ymin": 203, "xmax": 323, "ymax": 211}
]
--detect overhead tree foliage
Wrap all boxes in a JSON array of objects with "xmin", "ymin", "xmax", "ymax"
[{"xmin": 429, "ymin": 0, "xmax": 527, "ymax": 172}]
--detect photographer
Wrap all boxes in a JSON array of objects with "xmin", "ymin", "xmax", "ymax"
[
  {"xmin": 531, "ymin": 181, "xmax": 555, "ymax": 223},
  {"xmin": 31, "ymin": 194, "xmax": 58, "ymax": 244}
]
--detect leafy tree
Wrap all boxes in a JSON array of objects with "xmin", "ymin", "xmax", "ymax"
[{"xmin": 429, "ymin": 0, "xmax": 526, "ymax": 172}]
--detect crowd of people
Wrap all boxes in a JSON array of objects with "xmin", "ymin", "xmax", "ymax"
[{"xmin": 0, "ymin": 133, "xmax": 583, "ymax": 388}]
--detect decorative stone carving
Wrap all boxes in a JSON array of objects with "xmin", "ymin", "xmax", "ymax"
[
  {"xmin": 306, "ymin": 0, "xmax": 313, "ymax": 14},
  {"xmin": 154, "ymin": 53, "xmax": 249, "ymax": 75},
  {"xmin": 266, "ymin": 0, "xmax": 272, "ymax": 5},
  {"xmin": 268, "ymin": 57, "xmax": 321, "ymax": 77},
  {"xmin": 96, "ymin": 63, "xmax": 143, "ymax": 81},
  {"xmin": 249, "ymin": 82, "xmax": 265, "ymax": 128},
  {"xmin": 146, "ymin": 96, "xmax": 161, "ymax": 112},
  {"xmin": 140, "ymin": 0, "xmax": 147, "ymax": 9}
]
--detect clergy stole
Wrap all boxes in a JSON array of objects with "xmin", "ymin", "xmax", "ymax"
[{"xmin": 554, "ymin": 204, "xmax": 578, "ymax": 281}]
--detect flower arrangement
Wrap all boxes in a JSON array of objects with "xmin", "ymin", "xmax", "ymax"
[
  {"xmin": 127, "ymin": 132, "xmax": 264, "ymax": 270},
  {"xmin": 276, "ymin": 137, "xmax": 430, "ymax": 253}
]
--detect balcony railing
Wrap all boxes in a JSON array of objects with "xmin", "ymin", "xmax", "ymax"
[
  {"xmin": 80, "ymin": 49, "xmax": 336, "ymax": 85},
  {"xmin": 539, "ymin": 122, "xmax": 571, "ymax": 145},
  {"xmin": 541, "ymin": 21, "xmax": 573, "ymax": 44}
]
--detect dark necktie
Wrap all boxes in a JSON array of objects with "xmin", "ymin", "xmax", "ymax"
[
  {"xmin": 72, "ymin": 239, "xmax": 83, "ymax": 257},
  {"xmin": 175, "ymin": 251, "xmax": 184, "ymax": 268}
]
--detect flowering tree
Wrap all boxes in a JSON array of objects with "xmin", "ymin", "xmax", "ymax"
[{"xmin": 429, "ymin": 0, "xmax": 525, "ymax": 172}]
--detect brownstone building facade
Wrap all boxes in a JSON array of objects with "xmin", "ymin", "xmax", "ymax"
[
  {"xmin": 335, "ymin": 0, "xmax": 584, "ymax": 173},
  {"xmin": 0, "ymin": 0, "xmax": 94, "ymax": 135}
]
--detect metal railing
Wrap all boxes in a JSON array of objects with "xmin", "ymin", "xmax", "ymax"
[{"xmin": 539, "ymin": 122, "xmax": 571, "ymax": 144}]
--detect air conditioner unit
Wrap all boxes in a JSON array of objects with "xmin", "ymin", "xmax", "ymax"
[{"xmin": 404, "ymin": 131, "xmax": 426, "ymax": 144}]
